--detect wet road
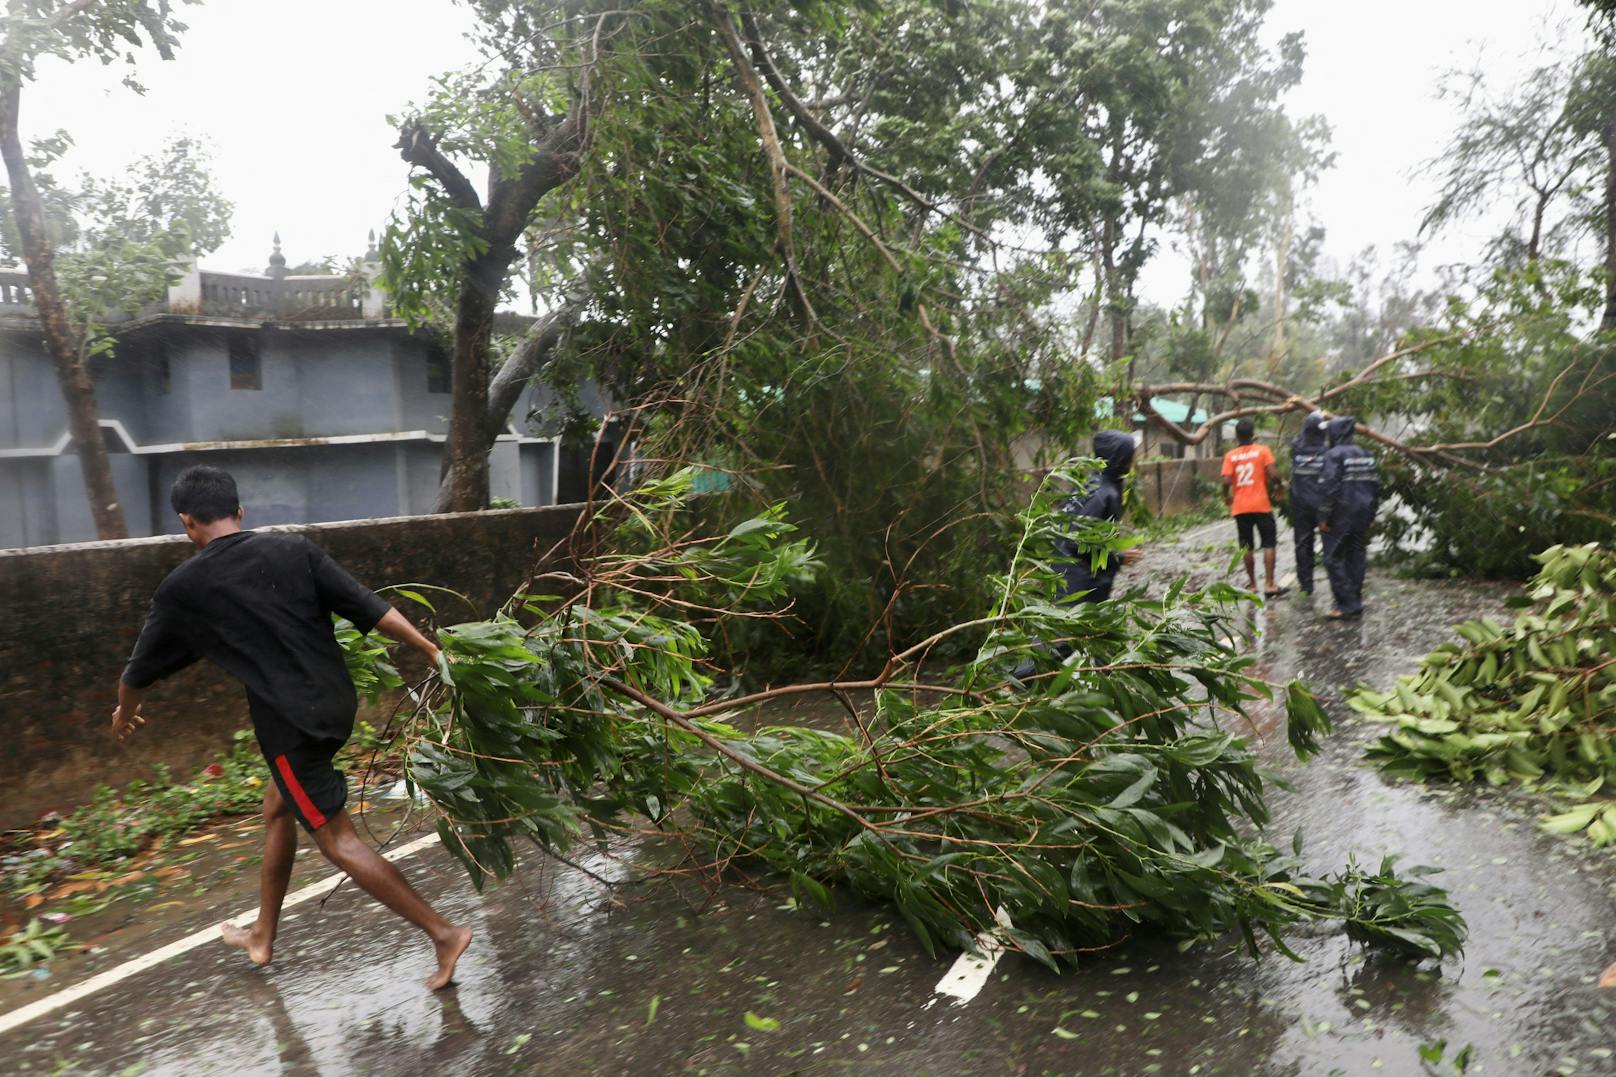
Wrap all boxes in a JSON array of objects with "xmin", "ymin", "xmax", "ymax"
[{"xmin": 3, "ymin": 522, "xmax": 1613, "ymax": 1075}]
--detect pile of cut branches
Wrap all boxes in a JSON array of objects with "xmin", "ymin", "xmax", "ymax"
[
  {"xmin": 359, "ymin": 464, "xmax": 1466, "ymax": 966},
  {"xmin": 1356, "ymin": 543, "xmax": 1615, "ymax": 845}
]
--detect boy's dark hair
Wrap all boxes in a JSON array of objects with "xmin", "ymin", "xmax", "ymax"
[
  {"xmin": 1235, "ymin": 418, "xmax": 1256, "ymax": 444},
  {"xmin": 170, "ymin": 465, "xmax": 240, "ymax": 522}
]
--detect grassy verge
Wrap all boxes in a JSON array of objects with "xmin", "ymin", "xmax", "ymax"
[
  {"xmin": 0, "ymin": 723, "xmax": 401, "ymax": 976},
  {"xmin": 1137, "ymin": 497, "xmax": 1224, "ymax": 542}
]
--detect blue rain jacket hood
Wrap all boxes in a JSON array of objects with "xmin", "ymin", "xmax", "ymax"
[
  {"xmin": 1289, "ymin": 412, "xmax": 1332, "ymax": 511},
  {"xmin": 1053, "ymin": 431, "xmax": 1136, "ymax": 603},
  {"xmin": 1319, "ymin": 415, "xmax": 1380, "ymax": 527},
  {"xmin": 1093, "ymin": 429, "xmax": 1136, "ymax": 480}
]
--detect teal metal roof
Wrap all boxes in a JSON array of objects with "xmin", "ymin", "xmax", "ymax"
[{"xmin": 1093, "ymin": 397, "xmax": 1210, "ymax": 425}]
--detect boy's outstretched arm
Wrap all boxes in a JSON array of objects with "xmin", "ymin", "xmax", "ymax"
[{"xmin": 373, "ymin": 607, "xmax": 441, "ymax": 664}]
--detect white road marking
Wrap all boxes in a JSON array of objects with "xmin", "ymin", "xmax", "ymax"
[
  {"xmin": 0, "ymin": 830, "xmax": 442, "ymax": 1037},
  {"xmin": 931, "ymin": 906, "xmax": 1013, "ymax": 1005}
]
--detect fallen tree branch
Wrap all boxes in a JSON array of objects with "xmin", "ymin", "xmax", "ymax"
[
  {"xmin": 713, "ymin": 5, "xmax": 815, "ymax": 327},
  {"xmin": 738, "ymin": 7, "xmax": 995, "ymax": 244}
]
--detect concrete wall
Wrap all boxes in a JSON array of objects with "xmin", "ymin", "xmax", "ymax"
[
  {"xmin": 392, "ymin": 336, "xmax": 453, "ymax": 434},
  {"xmin": 0, "ymin": 458, "xmax": 51, "ymax": 548},
  {"xmin": 1, "ymin": 321, "xmax": 573, "ymax": 547},
  {"xmin": 0, "ymin": 504, "xmax": 583, "ymax": 828},
  {"xmin": 48, "ymin": 452, "xmax": 154, "ymax": 542},
  {"xmin": 0, "ymin": 335, "xmax": 59, "ymax": 451}
]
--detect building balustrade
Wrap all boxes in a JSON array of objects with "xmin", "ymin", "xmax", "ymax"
[
  {"xmin": 198, "ymin": 272, "xmax": 366, "ymax": 319},
  {"xmin": 0, "ymin": 233, "xmax": 388, "ymax": 323},
  {"xmin": 0, "ymin": 269, "xmax": 33, "ymax": 310}
]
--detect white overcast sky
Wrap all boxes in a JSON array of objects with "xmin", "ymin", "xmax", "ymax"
[{"xmin": 30, "ymin": 0, "xmax": 1597, "ymax": 304}]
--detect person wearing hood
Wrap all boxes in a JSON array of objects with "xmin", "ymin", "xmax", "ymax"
[
  {"xmin": 1011, "ymin": 430, "xmax": 1143, "ymax": 686},
  {"xmin": 1287, "ymin": 411, "xmax": 1331, "ymax": 597},
  {"xmin": 1318, "ymin": 415, "xmax": 1381, "ymax": 619},
  {"xmin": 1053, "ymin": 429, "xmax": 1142, "ymax": 603}
]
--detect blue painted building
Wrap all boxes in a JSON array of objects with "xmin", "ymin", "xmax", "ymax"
[{"xmin": 0, "ymin": 242, "xmax": 583, "ymax": 548}]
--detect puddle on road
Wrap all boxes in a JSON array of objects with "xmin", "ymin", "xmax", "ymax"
[{"xmin": 4, "ymin": 533, "xmax": 1612, "ymax": 1075}]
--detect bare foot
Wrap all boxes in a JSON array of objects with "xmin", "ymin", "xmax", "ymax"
[
  {"xmin": 220, "ymin": 921, "xmax": 273, "ymax": 966},
  {"xmin": 426, "ymin": 926, "xmax": 473, "ymax": 990}
]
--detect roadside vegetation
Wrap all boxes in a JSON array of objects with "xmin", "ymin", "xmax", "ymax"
[
  {"xmin": 1354, "ymin": 543, "xmax": 1616, "ymax": 847},
  {"xmin": 0, "ymin": 720, "xmax": 403, "ymax": 975},
  {"xmin": 365, "ymin": 466, "xmax": 1468, "ymax": 968}
]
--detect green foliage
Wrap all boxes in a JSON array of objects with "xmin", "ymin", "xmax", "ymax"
[
  {"xmin": 334, "ymin": 616, "xmax": 405, "ymax": 703},
  {"xmin": 1327, "ymin": 856, "xmax": 1471, "ymax": 961},
  {"xmin": 1, "ymin": 918, "xmax": 70, "ymax": 978},
  {"xmin": 379, "ymin": 188, "xmax": 488, "ymax": 330},
  {"xmin": 0, "ymin": 134, "xmax": 232, "ymax": 351},
  {"xmin": 389, "ymin": 468, "xmax": 1465, "ymax": 965},
  {"xmin": 2, "ymin": 732, "xmax": 268, "ymax": 902},
  {"xmin": 1332, "ymin": 263, "xmax": 1615, "ymax": 579},
  {"xmin": 379, "ymin": 0, "xmax": 1320, "ymax": 653},
  {"xmin": 1356, "ymin": 544, "xmax": 1616, "ymax": 845},
  {"xmin": 1420, "ymin": 57, "xmax": 1607, "ymax": 270},
  {"xmin": 0, "ymin": 1, "xmax": 193, "ymax": 88}
]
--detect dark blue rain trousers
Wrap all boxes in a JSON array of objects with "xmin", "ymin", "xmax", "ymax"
[
  {"xmin": 1318, "ymin": 432, "xmax": 1380, "ymax": 616},
  {"xmin": 1289, "ymin": 436, "xmax": 1327, "ymax": 594},
  {"xmin": 1322, "ymin": 523, "xmax": 1369, "ymax": 615}
]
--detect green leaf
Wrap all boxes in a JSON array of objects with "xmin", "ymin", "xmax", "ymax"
[{"xmin": 743, "ymin": 1012, "xmax": 781, "ymax": 1033}]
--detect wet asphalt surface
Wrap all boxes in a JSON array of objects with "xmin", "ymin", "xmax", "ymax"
[{"xmin": 3, "ymin": 520, "xmax": 1613, "ymax": 1076}]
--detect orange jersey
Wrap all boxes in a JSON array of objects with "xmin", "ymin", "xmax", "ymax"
[{"xmin": 1222, "ymin": 443, "xmax": 1275, "ymax": 515}]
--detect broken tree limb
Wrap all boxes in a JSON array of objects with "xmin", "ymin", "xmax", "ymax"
[
  {"xmin": 484, "ymin": 269, "xmax": 594, "ymax": 434},
  {"xmin": 713, "ymin": 5, "xmax": 815, "ymax": 327},
  {"xmin": 738, "ymin": 6, "xmax": 995, "ymax": 245}
]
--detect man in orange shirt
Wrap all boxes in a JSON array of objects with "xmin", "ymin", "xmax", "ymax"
[{"xmin": 1222, "ymin": 418, "xmax": 1286, "ymax": 596}]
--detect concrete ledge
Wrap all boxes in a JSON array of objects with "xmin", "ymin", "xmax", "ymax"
[{"xmin": 0, "ymin": 505, "xmax": 583, "ymax": 828}]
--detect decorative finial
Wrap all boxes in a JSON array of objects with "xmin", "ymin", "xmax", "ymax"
[
  {"xmin": 267, "ymin": 232, "xmax": 287, "ymax": 279},
  {"xmin": 364, "ymin": 228, "xmax": 379, "ymax": 262}
]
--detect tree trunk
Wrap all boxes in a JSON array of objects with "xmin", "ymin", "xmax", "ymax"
[
  {"xmin": 1602, "ymin": 118, "xmax": 1616, "ymax": 333},
  {"xmin": 1527, "ymin": 190, "xmax": 1546, "ymax": 263},
  {"xmin": 433, "ymin": 276, "xmax": 587, "ymax": 513},
  {"xmin": 484, "ymin": 278, "xmax": 589, "ymax": 432},
  {"xmin": 402, "ymin": 106, "xmax": 585, "ymax": 515},
  {"xmin": 0, "ymin": 78, "xmax": 127, "ymax": 539},
  {"xmin": 1269, "ymin": 199, "xmax": 1292, "ymax": 375},
  {"xmin": 434, "ymin": 251, "xmax": 508, "ymax": 513},
  {"xmin": 1102, "ymin": 214, "xmax": 1126, "ymax": 371},
  {"xmin": 1078, "ymin": 244, "xmax": 1103, "ymax": 359}
]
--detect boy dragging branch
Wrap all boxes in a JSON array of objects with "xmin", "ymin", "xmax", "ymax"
[{"xmin": 112, "ymin": 466, "xmax": 471, "ymax": 989}]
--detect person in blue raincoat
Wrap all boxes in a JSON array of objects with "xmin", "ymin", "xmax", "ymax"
[
  {"xmin": 1287, "ymin": 411, "xmax": 1330, "ymax": 597},
  {"xmin": 1053, "ymin": 429, "xmax": 1142, "ymax": 603},
  {"xmin": 1010, "ymin": 430, "xmax": 1142, "ymax": 684},
  {"xmin": 1317, "ymin": 415, "xmax": 1380, "ymax": 619}
]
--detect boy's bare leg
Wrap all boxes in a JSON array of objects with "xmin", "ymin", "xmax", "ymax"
[
  {"xmin": 1263, "ymin": 547, "xmax": 1278, "ymax": 592},
  {"xmin": 1243, "ymin": 549, "xmax": 1257, "ymax": 589},
  {"xmin": 221, "ymin": 782, "xmax": 298, "ymax": 966},
  {"xmin": 310, "ymin": 810, "xmax": 472, "ymax": 989}
]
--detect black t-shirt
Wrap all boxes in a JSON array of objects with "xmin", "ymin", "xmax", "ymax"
[{"xmin": 122, "ymin": 531, "xmax": 391, "ymax": 740}]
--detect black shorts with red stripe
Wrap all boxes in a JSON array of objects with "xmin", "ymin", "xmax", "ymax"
[{"xmin": 258, "ymin": 724, "xmax": 348, "ymax": 832}]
